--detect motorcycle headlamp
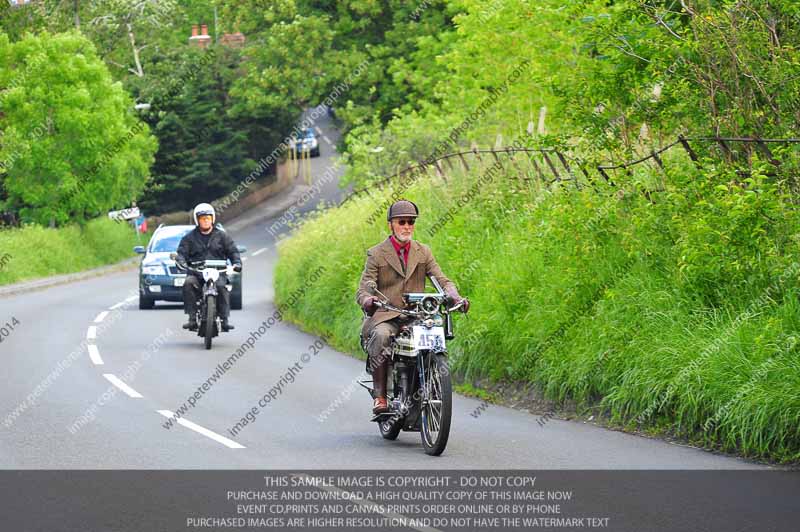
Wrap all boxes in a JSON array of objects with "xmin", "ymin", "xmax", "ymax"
[{"xmin": 420, "ymin": 295, "xmax": 439, "ymax": 314}]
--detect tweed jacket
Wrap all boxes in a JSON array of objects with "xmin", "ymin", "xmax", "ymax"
[{"xmin": 356, "ymin": 236, "xmax": 456, "ymax": 338}]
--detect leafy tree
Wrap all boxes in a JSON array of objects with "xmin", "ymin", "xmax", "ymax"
[
  {"xmin": 85, "ymin": 0, "xmax": 183, "ymax": 79},
  {"xmin": 0, "ymin": 31, "xmax": 157, "ymax": 225},
  {"xmin": 133, "ymin": 45, "xmax": 295, "ymax": 214},
  {"xmin": 219, "ymin": 0, "xmax": 458, "ymax": 130}
]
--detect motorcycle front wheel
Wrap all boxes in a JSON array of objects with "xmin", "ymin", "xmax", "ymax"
[
  {"xmin": 204, "ymin": 296, "xmax": 215, "ymax": 350},
  {"xmin": 420, "ymin": 353, "xmax": 452, "ymax": 456}
]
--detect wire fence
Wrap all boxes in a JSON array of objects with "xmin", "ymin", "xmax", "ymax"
[{"xmin": 340, "ymin": 135, "xmax": 800, "ymax": 206}]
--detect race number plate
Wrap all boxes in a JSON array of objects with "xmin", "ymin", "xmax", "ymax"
[
  {"xmin": 173, "ymin": 277, "xmax": 185, "ymax": 287},
  {"xmin": 412, "ymin": 326, "xmax": 445, "ymax": 350}
]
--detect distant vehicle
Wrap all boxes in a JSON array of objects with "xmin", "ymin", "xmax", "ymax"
[
  {"xmin": 292, "ymin": 128, "xmax": 320, "ymax": 157},
  {"xmin": 134, "ymin": 224, "xmax": 245, "ymax": 310}
]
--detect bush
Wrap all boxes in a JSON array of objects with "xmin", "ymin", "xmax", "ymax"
[
  {"xmin": 274, "ymin": 155, "xmax": 800, "ymax": 463},
  {"xmin": 0, "ymin": 217, "xmax": 149, "ymax": 285}
]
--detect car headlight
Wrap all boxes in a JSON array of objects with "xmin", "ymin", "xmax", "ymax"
[{"xmin": 142, "ymin": 264, "xmax": 164, "ymax": 275}]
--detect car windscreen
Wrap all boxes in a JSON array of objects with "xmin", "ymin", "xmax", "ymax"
[{"xmin": 150, "ymin": 231, "xmax": 190, "ymax": 252}]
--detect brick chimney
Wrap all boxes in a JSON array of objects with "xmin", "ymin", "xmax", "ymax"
[
  {"xmin": 189, "ymin": 23, "xmax": 212, "ymax": 48},
  {"xmin": 220, "ymin": 32, "xmax": 246, "ymax": 48}
]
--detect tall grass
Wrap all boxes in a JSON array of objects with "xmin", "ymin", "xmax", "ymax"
[
  {"xmin": 274, "ymin": 156, "xmax": 800, "ymax": 463},
  {"xmin": 0, "ymin": 217, "xmax": 149, "ymax": 286}
]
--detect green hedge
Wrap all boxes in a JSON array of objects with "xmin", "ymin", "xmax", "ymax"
[
  {"xmin": 0, "ymin": 217, "xmax": 149, "ymax": 286},
  {"xmin": 274, "ymin": 156, "xmax": 800, "ymax": 463}
]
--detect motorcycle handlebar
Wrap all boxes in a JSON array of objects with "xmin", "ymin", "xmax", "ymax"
[
  {"xmin": 374, "ymin": 300, "xmax": 418, "ymax": 316},
  {"xmin": 177, "ymin": 265, "xmax": 237, "ymax": 277},
  {"xmin": 447, "ymin": 300, "xmax": 466, "ymax": 313},
  {"xmin": 374, "ymin": 298, "xmax": 465, "ymax": 316}
]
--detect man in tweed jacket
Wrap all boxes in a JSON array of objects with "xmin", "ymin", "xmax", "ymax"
[{"xmin": 356, "ymin": 199, "xmax": 469, "ymax": 415}]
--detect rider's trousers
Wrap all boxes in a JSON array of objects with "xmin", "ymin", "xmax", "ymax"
[
  {"xmin": 366, "ymin": 318, "xmax": 402, "ymax": 398},
  {"xmin": 183, "ymin": 274, "xmax": 230, "ymax": 318}
]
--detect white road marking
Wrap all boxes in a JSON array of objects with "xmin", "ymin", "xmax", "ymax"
[
  {"xmin": 103, "ymin": 374, "xmax": 143, "ymax": 398},
  {"xmin": 252, "ymin": 247, "xmax": 268, "ymax": 257},
  {"xmin": 110, "ymin": 295, "xmax": 136, "ymax": 310},
  {"xmin": 314, "ymin": 126, "xmax": 323, "ymax": 135},
  {"xmin": 157, "ymin": 410, "xmax": 245, "ymax": 449},
  {"xmin": 86, "ymin": 326, "xmax": 97, "ymax": 340},
  {"xmin": 94, "ymin": 311, "xmax": 109, "ymax": 323},
  {"xmin": 323, "ymin": 135, "xmax": 332, "ymax": 145},
  {"xmin": 88, "ymin": 345, "xmax": 104, "ymax": 365},
  {"xmin": 291, "ymin": 474, "xmax": 440, "ymax": 532},
  {"xmin": 242, "ymin": 257, "xmax": 248, "ymax": 262}
]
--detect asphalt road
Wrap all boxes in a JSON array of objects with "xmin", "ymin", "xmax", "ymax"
[{"xmin": 0, "ymin": 110, "xmax": 770, "ymax": 471}]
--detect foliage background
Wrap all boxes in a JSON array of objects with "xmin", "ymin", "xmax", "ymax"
[
  {"xmin": 2, "ymin": 1, "xmax": 800, "ymax": 461},
  {"xmin": 269, "ymin": 0, "xmax": 800, "ymax": 463}
]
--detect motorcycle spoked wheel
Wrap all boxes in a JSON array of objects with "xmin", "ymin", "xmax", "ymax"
[
  {"xmin": 420, "ymin": 353, "xmax": 452, "ymax": 456},
  {"xmin": 204, "ymin": 296, "xmax": 216, "ymax": 350}
]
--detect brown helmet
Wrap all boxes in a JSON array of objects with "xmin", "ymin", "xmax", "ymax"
[{"xmin": 387, "ymin": 199, "xmax": 419, "ymax": 221}]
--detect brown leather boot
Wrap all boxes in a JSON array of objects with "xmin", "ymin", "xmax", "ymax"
[
  {"xmin": 372, "ymin": 353, "xmax": 390, "ymax": 414},
  {"xmin": 373, "ymin": 397, "xmax": 388, "ymax": 414}
]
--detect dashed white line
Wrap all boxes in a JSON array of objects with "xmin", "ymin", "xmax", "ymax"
[
  {"xmin": 314, "ymin": 126, "xmax": 323, "ymax": 135},
  {"xmin": 323, "ymin": 135, "xmax": 332, "ymax": 145},
  {"xmin": 86, "ymin": 326, "xmax": 97, "ymax": 340},
  {"xmin": 94, "ymin": 311, "xmax": 109, "ymax": 323},
  {"xmin": 109, "ymin": 295, "xmax": 136, "ymax": 310},
  {"xmin": 157, "ymin": 410, "xmax": 245, "ymax": 449},
  {"xmin": 104, "ymin": 374, "xmax": 143, "ymax": 398},
  {"xmin": 252, "ymin": 247, "xmax": 268, "ymax": 257},
  {"xmin": 88, "ymin": 344, "xmax": 104, "ymax": 365}
]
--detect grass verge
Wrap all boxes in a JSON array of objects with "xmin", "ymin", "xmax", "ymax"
[
  {"xmin": 0, "ymin": 217, "xmax": 150, "ymax": 286},
  {"xmin": 274, "ymin": 154, "xmax": 800, "ymax": 464}
]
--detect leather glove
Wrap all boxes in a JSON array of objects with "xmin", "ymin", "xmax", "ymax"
[
  {"xmin": 362, "ymin": 296, "xmax": 379, "ymax": 316},
  {"xmin": 445, "ymin": 287, "xmax": 469, "ymax": 313}
]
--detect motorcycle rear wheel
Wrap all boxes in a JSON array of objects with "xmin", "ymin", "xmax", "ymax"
[
  {"xmin": 420, "ymin": 353, "xmax": 452, "ymax": 456},
  {"xmin": 204, "ymin": 296, "xmax": 215, "ymax": 350}
]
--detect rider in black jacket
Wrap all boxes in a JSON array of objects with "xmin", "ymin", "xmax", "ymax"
[{"xmin": 176, "ymin": 203, "xmax": 242, "ymax": 331}]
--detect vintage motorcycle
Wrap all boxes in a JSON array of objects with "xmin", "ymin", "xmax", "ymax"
[
  {"xmin": 175, "ymin": 258, "xmax": 239, "ymax": 350},
  {"xmin": 360, "ymin": 279, "xmax": 466, "ymax": 456}
]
